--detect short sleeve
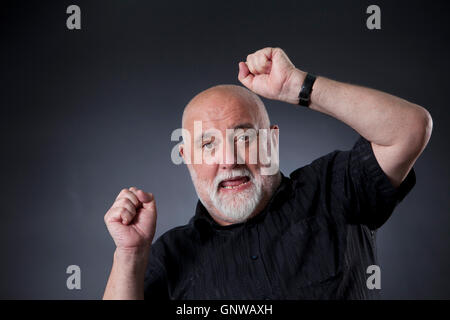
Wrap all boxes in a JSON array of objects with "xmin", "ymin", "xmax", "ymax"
[
  {"xmin": 309, "ymin": 135, "xmax": 416, "ymax": 230},
  {"xmin": 143, "ymin": 238, "xmax": 169, "ymax": 300}
]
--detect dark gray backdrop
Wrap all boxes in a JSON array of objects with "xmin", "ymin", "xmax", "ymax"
[{"xmin": 1, "ymin": 0, "xmax": 449, "ymax": 299}]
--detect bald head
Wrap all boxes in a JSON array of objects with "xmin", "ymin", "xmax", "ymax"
[{"xmin": 182, "ymin": 84, "xmax": 270, "ymax": 130}]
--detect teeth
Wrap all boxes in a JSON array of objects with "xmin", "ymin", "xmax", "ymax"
[{"xmin": 221, "ymin": 181, "xmax": 248, "ymax": 189}]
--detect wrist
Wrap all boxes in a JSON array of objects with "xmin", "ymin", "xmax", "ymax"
[
  {"xmin": 105, "ymin": 247, "xmax": 149, "ymax": 299},
  {"xmin": 114, "ymin": 246, "xmax": 150, "ymax": 265},
  {"xmin": 281, "ymin": 68, "xmax": 307, "ymax": 104}
]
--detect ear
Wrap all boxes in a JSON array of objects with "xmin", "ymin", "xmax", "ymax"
[
  {"xmin": 269, "ymin": 124, "xmax": 280, "ymax": 151},
  {"xmin": 270, "ymin": 124, "xmax": 279, "ymax": 139},
  {"xmin": 179, "ymin": 143, "xmax": 185, "ymax": 160}
]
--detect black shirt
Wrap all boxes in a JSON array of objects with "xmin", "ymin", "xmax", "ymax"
[{"xmin": 144, "ymin": 136, "xmax": 416, "ymax": 299}]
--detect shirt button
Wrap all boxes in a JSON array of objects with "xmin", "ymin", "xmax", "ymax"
[{"xmin": 251, "ymin": 255, "xmax": 258, "ymax": 260}]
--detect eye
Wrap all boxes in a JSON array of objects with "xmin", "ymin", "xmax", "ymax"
[
  {"xmin": 236, "ymin": 135, "xmax": 248, "ymax": 142},
  {"xmin": 202, "ymin": 142, "xmax": 214, "ymax": 150}
]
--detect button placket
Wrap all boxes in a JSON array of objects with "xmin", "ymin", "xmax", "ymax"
[{"xmin": 248, "ymin": 223, "xmax": 272, "ymax": 299}]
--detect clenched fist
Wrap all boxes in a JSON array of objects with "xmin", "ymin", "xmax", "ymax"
[
  {"xmin": 238, "ymin": 47, "xmax": 306, "ymax": 104},
  {"xmin": 104, "ymin": 187, "xmax": 157, "ymax": 251}
]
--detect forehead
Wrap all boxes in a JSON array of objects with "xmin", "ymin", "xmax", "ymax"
[{"xmin": 184, "ymin": 92, "xmax": 262, "ymax": 133}]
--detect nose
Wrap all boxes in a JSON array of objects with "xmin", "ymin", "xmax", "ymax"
[{"xmin": 220, "ymin": 140, "xmax": 243, "ymax": 170}]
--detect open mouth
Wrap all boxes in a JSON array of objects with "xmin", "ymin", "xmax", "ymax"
[{"xmin": 219, "ymin": 176, "xmax": 251, "ymax": 190}]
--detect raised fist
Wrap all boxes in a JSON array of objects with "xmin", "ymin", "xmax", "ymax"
[
  {"xmin": 238, "ymin": 47, "xmax": 306, "ymax": 104},
  {"xmin": 104, "ymin": 187, "xmax": 157, "ymax": 251}
]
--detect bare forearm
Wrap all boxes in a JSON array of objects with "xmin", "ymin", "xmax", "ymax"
[
  {"xmin": 288, "ymin": 69, "xmax": 431, "ymax": 149},
  {"xmin": 103, "ymin": 248, "xmax": 149, "ymax": 300},
  {"xmin": 306, "ymin": 73, "xmax": 431, "ymax": 148},
  {"xmin": 288, "ymin": 69, "xmax": 432, "ymax": 186}
]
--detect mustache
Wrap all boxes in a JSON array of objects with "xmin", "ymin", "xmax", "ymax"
[{"xmin": 213, "ymin": 168, "xmax": 253, "ymax": 189}]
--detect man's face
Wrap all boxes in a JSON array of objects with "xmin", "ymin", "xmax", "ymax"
[{"xmin": 180, "ymin": 88, "xmax": 280, "ymax": 225}]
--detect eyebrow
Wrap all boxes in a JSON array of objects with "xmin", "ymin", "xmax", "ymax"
[
  {"xmin": 233, "ymin": 123, "xmax": 255, "ymax": 130},
  {"xmin": 194, "ymin": 123, "xmax": 256, "ymax": 145}
]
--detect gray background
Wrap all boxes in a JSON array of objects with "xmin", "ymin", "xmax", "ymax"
[{"xmin": 1, "ymin": 0, "xmax": 449, "ymax": 299}]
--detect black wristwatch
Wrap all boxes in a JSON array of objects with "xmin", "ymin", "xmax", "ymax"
[{"xmin": 298, "ymin": 73, "xmax": 316, "ymax": 107}]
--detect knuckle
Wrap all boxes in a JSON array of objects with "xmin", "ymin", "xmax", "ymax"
[
  {"xmin": 117, "ymin": 197, "xmax": 129, "ymax": 206},
  {"xmin": 129, "ymin": 197, "xmax": 138, "ymax": 206},
  {"xmin": 128, "ymin": 205, "xmax": 137, "ymax": 215},
  {"xmin": 116, "ymin": 188, "xmax": 128, "ymax": 199},
  {"xmin": 276, "ymin": 47, "xmax": 285, "ymax": 56},
  {"xmin": 119, "ymin": 191, "xmax": 138, "ymax": 205}
]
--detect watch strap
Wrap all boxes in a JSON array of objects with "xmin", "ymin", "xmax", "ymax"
[{"xmin": 298, "ymin": 73, "xmax": 316, "ymax": 107}]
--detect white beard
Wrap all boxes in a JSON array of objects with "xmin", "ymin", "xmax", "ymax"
[{"xmin": 190, "ymin": 168, "xmax": 264, "ymax": 223}]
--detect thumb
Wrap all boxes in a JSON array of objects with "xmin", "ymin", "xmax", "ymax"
[
  {"xmin": 134, "ymin": 189, "xmax": 153, "ymax": 204},
  {"xmin": 238, "ymin": 62, "xmax": 254, "ymax": 89},
  {"xmin": 142, "ymin": 197, "xmax": 156, "ymax": 211}
]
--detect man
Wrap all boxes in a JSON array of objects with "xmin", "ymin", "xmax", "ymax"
[{"xmin": 103, "ymin": 47, "xmax": 432, "ymax": 299}]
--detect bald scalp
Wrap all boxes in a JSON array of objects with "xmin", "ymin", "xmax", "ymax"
[{"xmin": 182, "ymin": 84, "xmax": 270, "ymax": 130}]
